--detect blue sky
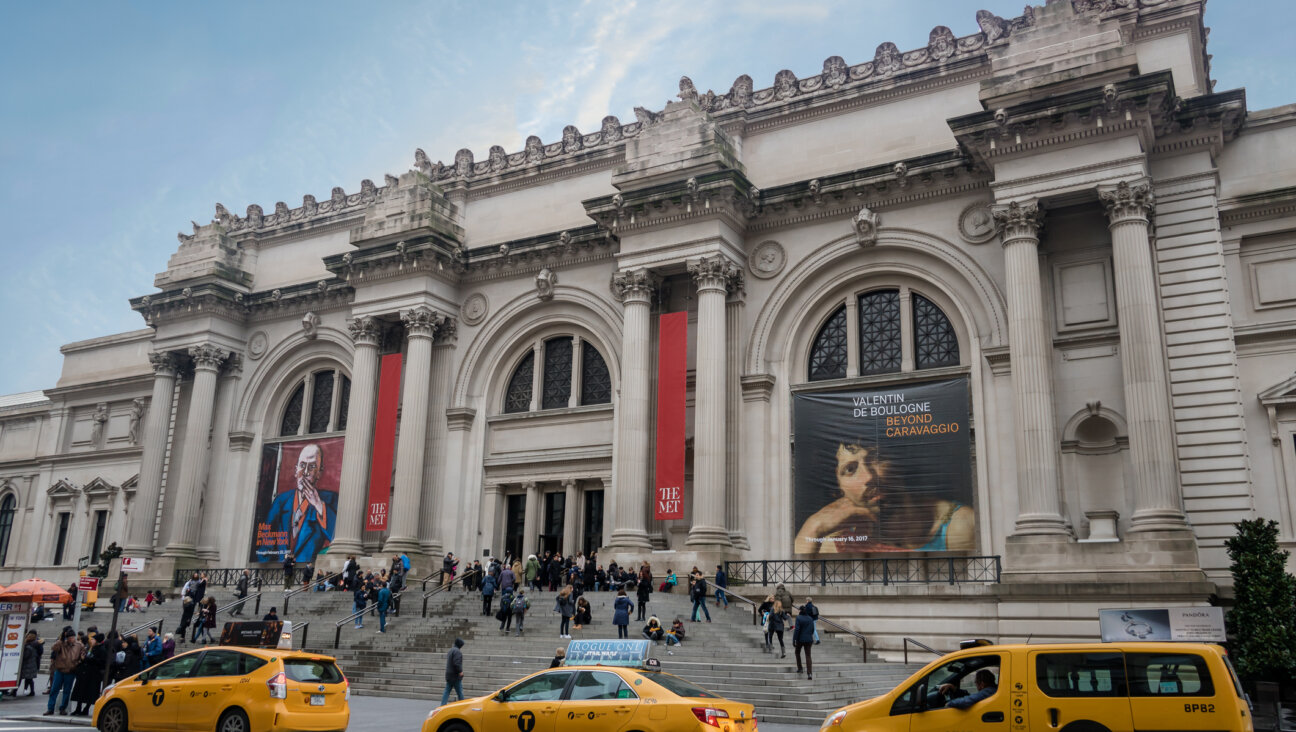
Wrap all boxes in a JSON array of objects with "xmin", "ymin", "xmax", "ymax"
[{"xmin": 1, "ymin": 1, "xmax": 1291, "ymax": 394}]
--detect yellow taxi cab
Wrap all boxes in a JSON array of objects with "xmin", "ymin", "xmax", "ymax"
[
  {"xmin": 423, "ymin": 639, "xmax": 757, "ymax": 732},
  {"xmin": 93, "ymin": 621, "xmax": 349, "ymax": 732},
  {"xmin": 821, "ymin": 640, "xmax": 1252, "ymax": 732}
]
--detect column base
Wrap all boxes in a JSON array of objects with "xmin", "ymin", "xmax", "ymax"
[
  {"xmin": 1129, "ymin": 509, "xmax": 1191, "ymax": 533},
  {"xmin": 728, "ymin": 532, "xmax": 751, "ymax": 552},
  {"xmin": 381, "ymin": 536, "xmax": 423, "ymax": 555},
  {"xmin": 686, "ymin": 525, "xmax": 733, "ymax": 549},
  {"xmin": 1012, "ymin": 513, "xmax": 1072, "ymax": 536},
  {"xmin": 161, "ymin": 543, "xmax": 199, "ymax": 560},
  {"xmin": 606, "ymin": 529, "xmax": 654, "ymax": 551},
  {"xmin": 1003, "ymin": 531, "xmax": 1203, "ymax": 583},
  {"xmin": 120, "ymin": 544, "xmax": 156, "ymax": 561},
  {"xmin": 325, "ymin": 539, "xmax": 366, "ymax": 556}
]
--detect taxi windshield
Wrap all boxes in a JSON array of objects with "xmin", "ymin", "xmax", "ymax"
[
  {"xmin": 284, "ymin": 658, "xmax": 344, "ymax": 684},
  {"xmin": 637, "ymin": 671, "xmax": 719, "ymax": 699}
]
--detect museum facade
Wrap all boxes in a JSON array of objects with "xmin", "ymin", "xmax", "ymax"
[{"xmin": 3, "ymin": 0, "xmax": 1295, "ymax": 648}]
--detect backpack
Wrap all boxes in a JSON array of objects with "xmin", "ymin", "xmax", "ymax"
[{"xmin": 512, "ymin": 596, "xmax": 529, "ymax": 613}]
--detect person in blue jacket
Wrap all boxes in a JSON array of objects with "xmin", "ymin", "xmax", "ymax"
[
  {"xmin": 612, "ymin": 589, "xmax": 634, "ymax": 639},
  {"xmin": 792, "ymin": 607, "xmax": 817, "ymax": 680},
  {"xmin": 480, "ymin": 572, "xmax": 498, "ymax": 617}
]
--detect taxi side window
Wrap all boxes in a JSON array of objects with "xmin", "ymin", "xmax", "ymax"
[
  {"xmin": 147, "ymin": 654, "xmax": 201, "ymax": 681},
  {"xmin": 503, "ymin": 671, "xmax": 573, "ymax": 702},
  {"xmin": 241, "ymin": 655, "xmax": 268, "ymax": 675},
  {"xmin": 1036, "ymin": 653, "xmax": 1126, "ymax": 697},
  {"xmin": 193, "ymin": 651, "xmax": 245, "ymax": 678},
  {"xmin": 1126, "ymin": 653, "xmax": 1214, "ymax": 697},
  {"xmin": 568, "ymin": 671, "xmax": 638, "ymax": 701},
  {"xmin": 889, "ymin": 654, "xmax": 1001, "ymax": 715}
]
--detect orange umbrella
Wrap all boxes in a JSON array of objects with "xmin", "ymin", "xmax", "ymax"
[{"xmin": 0, "ymin": 578, "xmax": 72, "ymax": 604}]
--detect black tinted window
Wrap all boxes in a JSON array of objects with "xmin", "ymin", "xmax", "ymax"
[
  {"xmin": 569, "ymin": 671, "xmax": 637, "ymax": 701},
  {"xmin": 504, "ymin": 671, "xmax": 572, "ymax": 702},
  {"xmin": 193, "ymin": 651, "xmax": 245, "ymax": 678},
  {"xmin": 284, "ymin": 659, "xmax": 344, "ymax": 684},
  {"xmin": 640, "ymin": 672, "xmax": 718, "ymax": 699},
  {"xmin": 148, "ymin": 653, "xmax": 200, "ymax": 680},
  {"xmin": 1127, "ymin": 653, "xmax": 1214, "ymax": 697},
  {"xmin": 1036, "ymin": 653, "xmax": 1125, "ymax": 697}
]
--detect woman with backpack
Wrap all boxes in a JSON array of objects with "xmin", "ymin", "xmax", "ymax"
[
  {"xmin": 511, "ymin": 589, "xmax": 530, "ymax": 637},
  {"xmin": 612, "ymin": 589, "xmax": 634, "ymax": 639},
  {"xmin": 497, "ymin": 586, "xmax": 515, "ymax": 633},
  {"xmin": 766, "ymin": 601, "xmax": 790, "ymax": 658}
]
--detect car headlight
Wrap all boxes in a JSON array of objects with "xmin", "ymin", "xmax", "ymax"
[{"xmin": 823, "ymin": 709, "xmax": 848, "ymax": 728}]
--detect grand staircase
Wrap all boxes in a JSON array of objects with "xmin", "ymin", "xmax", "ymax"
[{"xmin": 309, "ymin": 586, "xmax": 922, "ymax": 726}]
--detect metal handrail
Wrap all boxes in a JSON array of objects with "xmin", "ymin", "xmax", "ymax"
[
  {"xmin": 420, "ymin": 568, "xmax": 459, "ymax": 592},
  {"xmin": 119, "ymin": 617, "xmax": 164, "ymax": 639},
  {"xmin": 715, "ymin": 586, "xmax": 762, "ymax": 626},
  {"xmin": 903, "ymin": 637, "xmax": 943, "ymax": 665},
  {"xmin": 333, "ymin": 588, "xmax": 408, "ymax": 649},
  {"xmin": 422, "ymin": 569, "xmax": 479, "ymax": 617},
  {"xmin": 294, "ymin": 621, "xmax": 310, "ymax": 650},
  {"xmin": 216, "ymin": 590, "xmax": 264, "ymax": 617},
  {"xmin": 725, "ymin": 556, "xmax": 1003, "ymax": 586},
  {"xmin": 283, "ymin": 572, "xmax": 341, "ymax": 614},
  {"xmin": 808, "ymin": 611, "xmax": 869, "ymax": 663}
]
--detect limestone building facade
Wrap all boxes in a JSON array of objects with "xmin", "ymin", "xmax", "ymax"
[{"xmin": 3, "ymin": 0, "xmax": 1296, "ymax": 647}]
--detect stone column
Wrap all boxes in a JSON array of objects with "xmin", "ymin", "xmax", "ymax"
[
  {"xmin": 569, "ymin": 338, "xmax": 584, "ymax": 408},
  {"xmin": 420, "ymin": 325, "xmax": 456, "ymax": 558},
  {"xmin": 687, "ymin": 254, "xmax": 737, "ymax": 549},
  {"xmin": 607, "ymin": 269, "xmax": 658, "ymax": 550},
  {"xmin": 384, "ymin": 307, "xmax": 443, "ymax": 554},
  {"xmin": 530, "ymin": 341, "xmax": 543, "ymax": 411},
  {"xmin": 991, "ymin": 201, "xmax": 1069, "ymax": 536},
  {"xmin": 124, "ymin": 352, "xmax": 179, "ymax": 557},
  {"xmin": 726, "ymin": 284, "xmax": 749, "ymax": 549},
  {"xmin": 163, "ymin": 344, "xmax": 226, "ymax": 557},
  {"xmin": 1099, "ymin": 179, "xmax": 1189, "ymax": 532},
  {"xmin": 521, "ymin": 481, "xmax": 540, "ymax": 557},
  {"xmin": 480, "ymin": 483, "xmax": 503, "ymax": 559},
  {"xmin": 562, "ymin": 479, "xmax": 580, "ymax": 555},
  {"xmin": 329, "ymin": 317, "xmax": 383, "ymax": 555}
]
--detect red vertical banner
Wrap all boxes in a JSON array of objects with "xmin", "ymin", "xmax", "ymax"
[
  {"xmin": 654, "ymin": 312, "xmax": 688, "ymax": 520},
  {"xmin": 366, "ymin": 353, "xmax": 402, "ymax": 531}
]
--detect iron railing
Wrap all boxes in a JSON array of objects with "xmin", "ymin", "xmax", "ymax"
[
  {"xmin": 903, "ymin": 637, "xmax": 944, "ymax": 665},
  {"xmin": 421, "ymin": 569, "xmax": 479, "ymax": 617},
  {"xmin": 725, "ymin": 556, "xmax": 1001, "ymax": 586},
  {"xmin": 716, "ymin": 583, "xmax": 868, "ymax": 661},
  {"xmin": 119, "ymin": 617, "xmax": 164, "ymax": 639},
  {"xmin": 283, "ymin": 572, "xmax": 340, "ymax": 614},
  {"xmin": 173, "ymin": 567, "xmax": 294, "ymax": 588}
]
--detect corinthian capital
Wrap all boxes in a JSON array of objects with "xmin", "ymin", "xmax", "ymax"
[
  {"xmin": 991, "ymin": 200, "xmax": 1044, "ymax": 244},
  {"xmin": 611, "ymin": 268, "xmax": 659, "ymax": 304},
  {"xmin": 148, "ymin": 351, "xmax": 179, "ymax": 376},
  {"xmin": 688, "ymin": 254, "xmax": 740, "ymax": 294},
  {"xmin": 1097, "ymin": 179, "xmax": 1154, "ymax": 224},
  {"xmin": 348, "ymin": 316, "xmax": 381, "ymax": 346},
  {"xmin": 188, "ymin": 344, "xmax": 227, "ymax": 371},
  {"xmin": 402, "ymin": 306, "xmax": 445, "ymax": 340}
]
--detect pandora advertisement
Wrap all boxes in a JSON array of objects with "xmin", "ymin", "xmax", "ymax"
[
  {"xmin": 793, "ymin": 377, "xmax": 973, "ymax": 554},
  {"xmin": 249, "ymin": 436, "xmax": 343, "ymax": 563}
]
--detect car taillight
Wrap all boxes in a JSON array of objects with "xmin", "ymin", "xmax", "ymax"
[
  {"xmin": 692, "ymin": 707, "xmax": 731, "ymax": 727},
  {"xmin": 267, "ymin": 671, "xmax": 287, "ymax": 699},
  {"xmin": 752, "ymin": 713, "xmax": 758, "ymax": 730},
  {"xmin": 344, "ymin": 679, "xmax": 350, "ymax": 700}
]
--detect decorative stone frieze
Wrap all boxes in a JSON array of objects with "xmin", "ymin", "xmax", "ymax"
[
  {"xmin": 1098, "ymin": 179, "xmax": 1155, "ymax": 223},
  {"xmin": 958, "ymin": 202, "xmax": 997, "ymax": 244}
]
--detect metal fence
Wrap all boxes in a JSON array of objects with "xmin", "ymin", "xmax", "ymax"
[
  {"xmin": 172, "ymin": 567, "xmax": 291, "ymax": 588},
  {"xmin": 725, "ymin": 555, "xmax": 1001, "ymax": 586}
]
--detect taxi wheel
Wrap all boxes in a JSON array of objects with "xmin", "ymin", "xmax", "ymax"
[
  {"xmin": 97, "ymin": 701, "xmax": 128, "ymax": 732},
  {"xmin": 216, "ymin": 708, "xmax": 250, "ymax": 732},
  {"xmin": 439, "ymin": 722, "xmax": 471, "ymax": 732}
]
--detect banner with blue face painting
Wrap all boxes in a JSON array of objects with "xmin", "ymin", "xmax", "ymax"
[{"xmin": 563, "ymin": 640, "xmax": 650, "ymax": 667}]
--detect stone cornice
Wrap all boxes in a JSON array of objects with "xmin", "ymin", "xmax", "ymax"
[
  {"xmin": 1219, "ymin": 186, "xmax": 1296, "ymax": 227},
  {"xmin": 178, "ymin": 181, "xmax": 388, "ymax": 245},
  {"xmin": 131, "ymin": 279, "xmax": 354, "ymax": 328},
  {"xmin": 584, "ymin": 170, "xmax": 757, "ymax": 235}
]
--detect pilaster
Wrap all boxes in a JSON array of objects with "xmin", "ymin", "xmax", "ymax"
[
  {"xmin": 162, "ymin": 343, "xmax": 227, "ymax": 558},
  {"xmin": 606, "ymin": 269, "xmax": 658, "ymax": 551},
  {"xmin": 385, "ymin": 306, "xmax": 445, "ymax": 554},
  {"xmin": 329, "ymin": 317, "xmax": 382, "ymax": 555},
  {"xmin": 686, "ymin": 254, "xmax": 738, "ymax": 550}
]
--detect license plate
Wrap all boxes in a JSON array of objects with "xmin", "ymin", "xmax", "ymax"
[{"xmin": 310, "ymin": 694, "xmax": 325, "ymax": 706}]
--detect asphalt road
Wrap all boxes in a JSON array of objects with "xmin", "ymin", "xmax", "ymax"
[{"xmin": 0, "ymin": 690, "xmax": 821, "ymax": 731}]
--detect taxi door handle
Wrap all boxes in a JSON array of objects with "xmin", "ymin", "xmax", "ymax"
[
  {"xmin": 615, "ymin": 706, "xmax": 632, "ymax": 714},
  {"xmin": 1048, "ymin": 708, "xmax": 1060, "ymax": 727},
  {"xmin": 220, "ymin": 686, "xmax": 233, "ymax": 691},
  {"xmin": 982, "ymin": 711, "xmax": 1004, "ymax": 723}
]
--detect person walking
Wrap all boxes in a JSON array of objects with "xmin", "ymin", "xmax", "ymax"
[
  {"xmin": 525, "ymin": 554, "xmax": 540, "ymax": 591},
  {"xmin": 232, "ymin": 570, "xmax": 250, "ymax": 616},
  {"xmin": 511, "ymin": 589, "xmax": 530, "ymax": 636},
  {"xmin": 69, "ymin": 633, "xmax": 106, "ymax": 716},
  {"xmin": 388, "ymin": 567, "xmax": 404, "ymax": 617},
  {"xmin": 713, "ymin": 565, "xmax": 729, "ymax": 609},
  {"xmin": 144, "ymin": 628, "xmax": 164, "ymax": 667},
  {"xmin": 161, "ymin": 633, "xmax": 176, "ymax": 660},
  {"xmin": 497, "ymin": 585, "xmax": 515, "ymax": 634},
  {"xmin": 689, "ymin": 574, "xmax": 712, "ymax": 623},
  {"xmin": 20, "ymin": 631, "xmax": 42, "ymax": 696},
  {"xmin": 634, "ymin": 574, "xmax": 652, "ymax": 622},
  {"xmin": 499, "ymin": 563, "xmax": 516, "ymax": 594},
  {"xmin": 194, "ymin": 597, "xmax": 217, "ymax": 644},
  {"xmin": 554, "ymin": 586, "xmax": 576, "ymax": 639},
  {"xmin": 45, "ymin": 628, "xmax": 83, "ymax": 716},
  {"xmin": 766, "ymin": 601, "xmax": 789, "ymax": 658},
  {"xmin": 376, "ymin": 582, "xmax": 392, "ymax": 633},
  {"xmin": 352, "ymin": 582, "xmax": 368, "ymax": 629},
  {"xmin": 440, "ymin": 638, "xmax": 466, "ymax": 706},
  {"xmin": 283, "ymin": 554, "xmax": 296, "ymax": 590},
  {"xmin": 793, "ymin": 606, "xmax": 817, "ymax": 680},
  {"xmin": 480, "ymin": 571, "xmax": 498, "ymax": 617},
  {"xmin": 774, "ymin": 582, "xmax": 794, "ymax": 612},
  {"xmin": 612, "ymin": 589, "xmax": 634, "ymax": 639}
]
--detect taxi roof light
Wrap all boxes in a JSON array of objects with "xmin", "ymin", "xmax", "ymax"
[
  {"xmin": 959, "ymin": 638, "xmax": 993, "ymax": 649},
  {"xmin": 692, "ymin": 707, "xmax": 731, "ymax": 727}
]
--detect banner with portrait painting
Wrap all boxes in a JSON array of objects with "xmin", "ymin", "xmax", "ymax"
[
  {"xmin": 249, "ymin": 435, "xmax": 344, "ymax": 563},
  {"xmin": 792, "ymin": 377, "xmax": 973, "ymax": 554}
]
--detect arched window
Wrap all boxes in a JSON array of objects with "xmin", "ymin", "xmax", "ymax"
[
  {"xmin": 503, "ymin": 337, "xmax": 612, "ymax": 413},
  {"xmin": 279, "ymin": 369, "xmax": 351, "ymax": 437},
  {"xmin": 807, "ymin": 287, "xmax": 960, "ymax": 382},
  {"xmin": 0, "ymin": 494, "xmax": 14, "ymax": 566}
]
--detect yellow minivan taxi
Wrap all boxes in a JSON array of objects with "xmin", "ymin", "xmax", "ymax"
[
  {"xmin": 822, "ymin": 642, "xmax": 1252, "ymax": 732},
  {"xmin": 93, "ymin": 646, "xmax": 350, "ymax": 732}
]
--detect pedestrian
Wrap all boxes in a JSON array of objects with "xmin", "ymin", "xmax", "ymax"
[
  {"xmin": 774, "ymin": 582, "xmax": 794, "ymax": 612},
  {"xmin": 176, "ymin": 597, "xmax": 195, "ymax": 643},
  {"xmin": 352, "ymin": 582, "xmax": 368, "ymax": 629},
  {"xmin": 595, "ymin": 565, "xmax": 607, "ymax": 592},
  {"xmin": 802, "ymin": 596, "xmax": 821, "ymax": 644},
  {"xmin": 376, "ymin": 582, "xmax": 391, "ymax": 633},
  {"xmin": 144, "ymin": 628, "xmax": 164, "ymax": 666},
  {"xmin": 767, "ymin": 601, "xmax": 789, "ymax": 658},
  {"xmin": 283, "ymin": 553, "xmax": 296, "ymax": 590},
  {"xmin": 511, "ymin": 589, "xmax": 530, "ymax": 636},
  {"xmin": 499, "ymin": 563, "xmax": 516, "ymax": 594},
  {"xmin": 497, "ymin": 586, "xmax": 515, "ymax": 633},
  {"xmin": 635, "ymin": 573, "xmax": 652, "ymax": 622},
  {"xmin": 161, "ymin": 633, "xmax": 176, "ymax": 660},
  {"xmin": 233, "ymin": 569, "xmax": 250, "ymax": 616},
  {"xmin": 263, "ymin": 607, "xmax": 279, "ymax": 622},
  {"xmin": 642, "ymin": 616, "xmax": 664, "ymax": 644},
  {"xmin": 193, "ymin": 597, "xmax": 216, "ymax": 644},
  {"xmin": 440, "ymin": 637, "xmax": 466, "ymax": 704},
  {"xmin": 549, "ymin": 647, "xmax": 565, "ymax": 668},
  {"xmin": 574, "ymin": 596, "xmax": 592, "ymax": 630},
  {"xmin": 713, "ymin": 565, "xmax": 729, "ymax": 608},
  {"xmin": 144, "ymin": 591, "xmax": 155, "ymax": 608},
  {"xmin": 190, "ymin": 573, "xmax": 205, "ymax": 605},
  {"xmin": 555, "ymin": 586, "xmax": 576, "ymax": 639},
  {"xmin": 793, "ymin": 606, "xmax": 817, "ymax": 680},
  {"xmin": 612, "ymin": 589, "xmax": 633, "ymax": 639},
  {"xmin": 69, "ymin": 633, "xmax": 106, "ymax": 716},
  {"xmin": 480, "ymin": 571, "xmax": 498, "ymax": 617},
  {"xmin": 526, "ymin": 554, "xmax": 540, "ymax": 591},
  {"xmin": 343, "ymin": 555, "xmax": 358, "ymax": 591},
  {"xmin": 45, "ymin": 627, "xmax": 83, "ymax": 716},
  {"xmin": 443, "ymin": 552, "xmax": 458, "ymax": 586},
  {"xmin": 389, "ymin": 567, "xmax": 405, "ymax": 617},
  {"xmin": 690, "ymin": 573, "xmax": 712, "ymax": 623},
  {"xmin": 20, "ymin": 631, "xmax": 42, "ymax": 696},
  {"xmin": 63, "ymin": 584, "xmax": 76, "ymax": 620},
  {"xmin": 117, "ymin": 637, "xmax": 143, "ymax": 682}
]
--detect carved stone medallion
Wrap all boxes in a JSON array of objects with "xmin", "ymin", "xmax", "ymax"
[
  {"xmin": 958, "ymin": 202, "xmax": 997, "ymax": 244},
  {"xmin": 749, "ymin": 240, "xmax": 786, "ymax": 279},
  {"xmin": 247, "ymin": 331, "xmax": 269, "ymax": 360},
  {"xmin": 461, "ymin": 293, "xmax": 489, "ymax": 326}
]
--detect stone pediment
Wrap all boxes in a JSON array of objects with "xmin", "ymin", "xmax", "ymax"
[
  {"xmin": 47, "ymin": 478, "xmax": 79, "ymax": 498},
  {"xmin": 121, "ymin": 474, "xmax": 139, "ymax": 494},
  {"xmin": 1259, "ymin": 372, "xmax": 1296, "ymax": 445},
  {"xmin": 83, "ymin": 477, "xmax": 118, "ymax": 496}
]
